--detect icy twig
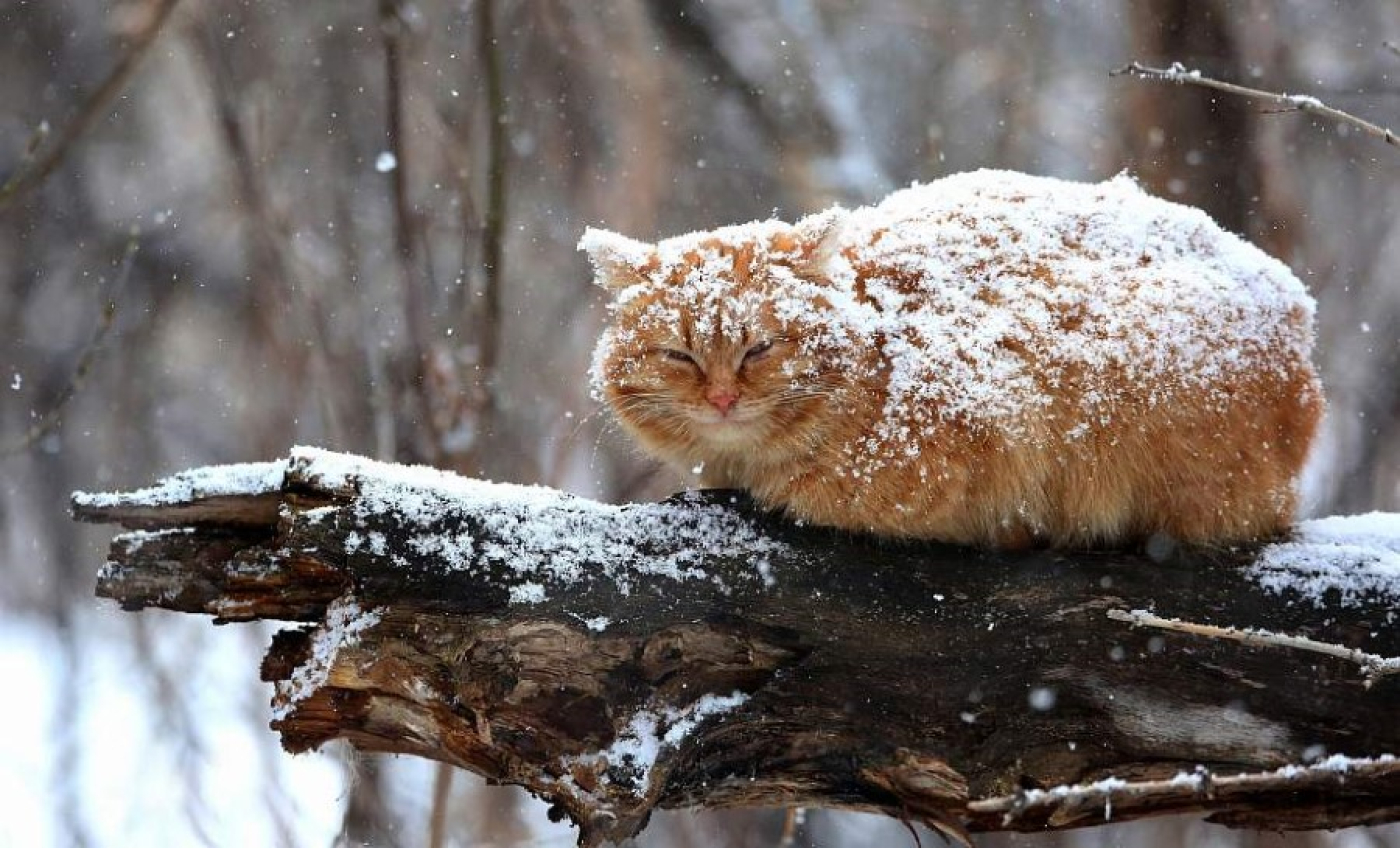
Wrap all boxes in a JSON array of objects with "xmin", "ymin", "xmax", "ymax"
[
  {"xmin": 1108, "ymin": 608, "xmax": 1400, "ymax": 685},
  {"xmin": 1111, "ymin": 60, "xmax": 1400, "ymax": 150},
  {"xmin": 971, "ymin": 754, "xmax": 1400, "ymax": 823}
]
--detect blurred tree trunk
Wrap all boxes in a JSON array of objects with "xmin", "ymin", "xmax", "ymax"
[
  {"xmin": 1123, "ymin": 2, "xmax": 1256, "ymax": 236},
  {"xmin": 336, "ymin": 754, "xmax": 402, "ymax": 848}
]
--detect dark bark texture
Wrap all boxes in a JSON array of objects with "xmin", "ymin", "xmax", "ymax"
[{"xmin": 76, "ymin": 449, "xmax": 1400, "ymax": 846}]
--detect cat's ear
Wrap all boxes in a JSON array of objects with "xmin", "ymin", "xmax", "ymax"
[
  {"xmin": 579, "ymin": 228, "xmax": 658, "ymax": 290},
  {"xmin": 791, "ymin": 207, "xmax": 848, "ymax": 278}
]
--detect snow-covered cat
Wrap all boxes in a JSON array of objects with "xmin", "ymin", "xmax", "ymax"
[{"xmin": 582, "ymin": 170, "xmax": 1322, "ymax": 547}]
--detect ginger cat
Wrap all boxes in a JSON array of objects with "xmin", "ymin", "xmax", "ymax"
[{"xmin": 582, "ymin": 170, "xmax": 1323, "ymax": 548}]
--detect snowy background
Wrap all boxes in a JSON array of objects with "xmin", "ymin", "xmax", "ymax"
[{"xmin": 2, "ymin": 1, "xmax": 1398, "ymax": 846}]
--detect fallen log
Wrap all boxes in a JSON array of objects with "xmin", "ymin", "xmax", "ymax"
[{"xmin": 74, "ymin": 447, "xmax": 1400, "ymax": 845}]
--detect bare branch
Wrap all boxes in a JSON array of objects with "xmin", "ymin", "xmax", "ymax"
[
  {"xmin": 1111, "ymin": 60, "xmax": 1400, "ymax": 150},
  {"xmin": 969, "ymin": 755, "xmax": 1400, "ymax": 823},
  {"xmin": 0, "ymin": 0, "xmax": 183, "ymax": 212},
  {"xmin": 0, "ymin": 121, "xmax": 52, "ymax": 193},
  {"xmin": 2, "ymin": 234, "xmax": 138, "ymax": 458}
]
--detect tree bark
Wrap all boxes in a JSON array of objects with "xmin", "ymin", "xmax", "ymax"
[{"xmin": 75, "ymin": 447, "xmax": 1400, "ymax": 846}]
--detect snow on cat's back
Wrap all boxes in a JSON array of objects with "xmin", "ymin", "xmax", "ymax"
[{"xmin": 583, "ymin": 170, "xmax": 1324, "ymax": 548}]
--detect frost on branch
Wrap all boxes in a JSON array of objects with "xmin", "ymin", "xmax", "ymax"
[{"xmin": 76, "ymin": 448, "xmax": 1400, "ymax": 846}]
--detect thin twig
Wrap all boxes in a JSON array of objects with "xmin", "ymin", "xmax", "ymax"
[
  {"xmin": 1108, "ymin": 609, "xmax": 1400, "ymax": 684},
  {"xmin": 2, "ymin": 233, "xmax": 138, "ymax": 458},
  {"xmin": 0, "ymin": 0, "xmax": 183, "ymax": 212},
  {"xmin": 1111, "ymin": 60, "xmax": 1400, "ymax": 150},
  {"xmin": 0, "ymin": 121, "xmax": 52, "ymax": 193},
  {"xmin": 1384, "ymin": 41, "xmax": 1400, "ymax": 61},
  {"xmin": 970, "ymin": 754, "xmax": 1400, "ymax": 820}
]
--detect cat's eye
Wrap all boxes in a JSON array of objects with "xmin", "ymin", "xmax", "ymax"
[
  {"xmin": 742, "ymin": 340, "xmax": 773, "ymax": 363},
  {"xmin": 662, "ymin": 348, "xmax": 696, "ymax": 366}
]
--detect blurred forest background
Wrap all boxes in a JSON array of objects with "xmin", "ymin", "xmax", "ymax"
[{"xmin": 2, "ymin": 0, "xmax": 1398, "ymax": 846}]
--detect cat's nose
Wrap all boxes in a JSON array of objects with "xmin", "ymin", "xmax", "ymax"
[{"xmin": 706, "ymin": 387, "xmax": 739, "ymax": 415}]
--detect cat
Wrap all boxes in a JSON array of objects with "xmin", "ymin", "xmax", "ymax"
[{"xmin": 581, "ymin": 170, "xmax": 1323, "ymax": 548}]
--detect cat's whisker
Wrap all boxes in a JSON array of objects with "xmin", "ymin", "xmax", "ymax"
[{"xmin": 563, "ymin": 405, "xmax": 614, "ymax": 445}]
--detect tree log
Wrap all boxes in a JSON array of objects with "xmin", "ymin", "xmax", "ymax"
[{"xmin": 74, "ymin": 447, "xmax": 1400, "ymax": 846}]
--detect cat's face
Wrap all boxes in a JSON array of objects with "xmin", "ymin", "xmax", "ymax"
[{"xmin": 583, "ymin": 218, "xmax": 846, "ymax": 469}]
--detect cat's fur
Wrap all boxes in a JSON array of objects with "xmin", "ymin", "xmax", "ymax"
[{"xmin": 583, "ymin": 171, "xmax": 1323, "ymax": 548}]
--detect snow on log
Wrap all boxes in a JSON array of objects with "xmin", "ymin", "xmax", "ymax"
[{"xmin": 74, "ymin": 447, "xmax": 1400, "ymax": 846}]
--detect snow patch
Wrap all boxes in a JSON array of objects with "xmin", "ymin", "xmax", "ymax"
[
  {"xmin": 570, "ymin": 614, "xmax": 613, "ymax": 632},
  {"xmin": 579, "ymin": 227, "xmax": 658, "ymax": 277},
  {"xmin": 407, "ymin": 531, "xmax": 476, "ymax": 570},
  {"xmin": 1018, "ymin": 775, "xmax": 1129, "ymax": 821},
  {"xmin": 73, "ymin": 460, "xmax": 286, "ymax": 509},
  {"xmin": 273, "ymin": 597, "xmax": 382, "ymax": 720},
  {"xmin": 1273, "ymin": 753, "xmax": 1397, "ymax": 780},
  {"xmin": 112, "ymin": 527, "xmax": 195, "ymax": 552},
  {"xmin": 1252, "ymin": 512, "xmax": 1400, "ymax": 606},
  {"xmin": 1167, "ymin": 769, "xmax": 1205, "ymax": 789},
  {"xmin": 289, "ymin": 446, "xmax": 789, "ymax": 600},
  {"xmin": 1309, "ymin": 752, "xmax": 1396, "ymax": 773},
  {"xmin": 569, "ymin": 692, "xmax": 749, "ymax": 796},
  {"xmin": 299, "ymin": 504, "xmax": 339, "ymax": 524},
  {"xmin": 509, "ymin": 582, "xmax": 547, "ymax": 604}
]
